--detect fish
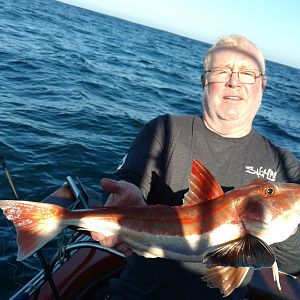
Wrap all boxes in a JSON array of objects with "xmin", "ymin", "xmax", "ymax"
[{"xmin": 1, "ymin": 159, "xmax": 300, "ymax": 297}]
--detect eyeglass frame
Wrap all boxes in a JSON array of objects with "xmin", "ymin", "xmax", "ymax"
[{"xmin": 203, "ymin": 67, "xmax": 265, "ymax": 84}]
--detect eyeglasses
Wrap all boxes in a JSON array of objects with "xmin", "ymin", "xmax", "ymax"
[{"xmin": 205, "ymin": 67, "xmax": 264, "ymax": 84}]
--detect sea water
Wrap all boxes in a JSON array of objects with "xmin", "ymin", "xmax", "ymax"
[{"xmin": 0, "ymin": 0, "xmax": 299, "ymax": 297}]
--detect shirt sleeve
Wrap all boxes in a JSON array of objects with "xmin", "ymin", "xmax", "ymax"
[
  {"xmin": 275, "ymin": 147, "xmax": 300, "ymax": 183},
  {"xmin": 270, "ymin": 228, "xmax": 300, "ymax": 275},
  {"xmin": 114, "ymin": 115, "xmax": 167, "ymax": 201},
  {"xmin": 271, "ymin": 148, "xmax": 300, "ymax": 274}
]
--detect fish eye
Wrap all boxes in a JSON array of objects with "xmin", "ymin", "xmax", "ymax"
[{"xmin": 265, "ymin": 187, "xmax": 275, "ymax": 195}]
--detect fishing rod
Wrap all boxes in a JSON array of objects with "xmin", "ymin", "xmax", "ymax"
[
  {"xmin": 0, "ymin": 154, "xmax": 61, "ymax": 300},
  {"xmin": 0, "ymin": 154, "xmax": 19, "ymax": 200}
]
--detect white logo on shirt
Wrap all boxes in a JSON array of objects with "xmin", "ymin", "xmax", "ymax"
[{"xmin": 245, "ymin": 166, "xmax": 277, "ymax": 181}]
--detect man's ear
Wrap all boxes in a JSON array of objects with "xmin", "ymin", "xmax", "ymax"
[
  {"xmin": 262, "ymin": 75, "xmax": 267, "ymax": 91},
  {"xmin": 201, "ymin": 74, "xmax": 206, "ymax": 89}
]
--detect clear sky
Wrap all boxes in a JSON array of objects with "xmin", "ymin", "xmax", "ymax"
[{"xmin": 59, "ymin": 0, "xmax": 300, "ymax": 69}]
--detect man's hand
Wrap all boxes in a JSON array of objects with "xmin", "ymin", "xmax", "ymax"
[
  {"xmin": 90, "ymin": 178, "xmax": 146, "ymax": 255},
  {"xmin": 101, "ymin": 178, "xmax": 146, "ymax": 207}
]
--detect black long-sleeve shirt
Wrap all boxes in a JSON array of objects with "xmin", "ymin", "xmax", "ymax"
[{"xmin": 110, "ymin": 114, "xmax": 300, "ymax": 300}]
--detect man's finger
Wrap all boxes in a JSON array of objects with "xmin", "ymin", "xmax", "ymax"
[
  {"xmin": 92, "ymin": 232, "xmax": 122, "ymax": 247},
  {"xmin": 90, "ymin": 231, "xmax": 106, "ymax": 241},
  {"xmin": 100, "ymin": 178, "xmax": 120, "ymax": 194}
]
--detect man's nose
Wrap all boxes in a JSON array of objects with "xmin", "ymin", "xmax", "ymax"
[{"xmin": 226, "ymin": 71, "xmax": 241, "ymax": 87}]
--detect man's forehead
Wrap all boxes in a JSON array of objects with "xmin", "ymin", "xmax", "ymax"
[{"xmin": 210, "ymin": 47, "xmax": 262, "ymax": 69}]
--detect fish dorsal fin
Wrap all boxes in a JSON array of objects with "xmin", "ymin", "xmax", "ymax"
[
  {"xmin": 202, "ymin": 234, "xmax": 276, "ymax": 269},
  {"xmin": 183, "ymin": 160, "xmax": 224, "ymax": 206},
  {"xmin": 202, "ymin": 266, "xmax": 250, "ymax": 297}
]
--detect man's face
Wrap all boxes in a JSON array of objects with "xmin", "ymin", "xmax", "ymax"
[{"xmin": 202, "ymin": 47, "xmax": 266, "ymax": 124}]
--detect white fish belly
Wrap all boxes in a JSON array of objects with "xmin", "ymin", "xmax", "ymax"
[
  {"xmin": 117, "ymin": 223, "xmax": 243, "ymax": 261},
  {"xmin": 75, "ymin": 217, "xmax": 243, "ymax": 261},
  {"xmin": 77, "ymin": 217, "xmax": 121, "ymax": 237}
]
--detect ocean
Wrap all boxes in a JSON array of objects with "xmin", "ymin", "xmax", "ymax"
[{"xmin": 0, "ymin": 0, "xmax": 299, "ymax": 298}]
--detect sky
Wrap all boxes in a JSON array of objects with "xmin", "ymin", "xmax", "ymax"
[{"xmin": 59, "ymin": 0, "xmax": 300, "ymax": 69}]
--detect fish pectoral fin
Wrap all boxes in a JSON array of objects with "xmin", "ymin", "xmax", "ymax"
[
  {"xmin": 202, "ymin": 234, "xmax": 275, "ymax": 269},
  {"xmin": 202, "ymin": 265, "xmax": 250, "ymax": 297}
]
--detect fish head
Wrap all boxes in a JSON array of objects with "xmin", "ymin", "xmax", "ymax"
[{"xmin": 234, "ymin": 179, "xmax": 300, "ymax": 244}]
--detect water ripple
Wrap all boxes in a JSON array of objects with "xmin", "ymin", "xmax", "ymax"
[{"xmin": 0, "ymin": 0, "xmax": 299, "ymax": 298}]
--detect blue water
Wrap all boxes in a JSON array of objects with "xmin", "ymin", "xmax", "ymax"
[{"xmin": 0, "ymin": 0, "xmax": 299, "ymax": 298}]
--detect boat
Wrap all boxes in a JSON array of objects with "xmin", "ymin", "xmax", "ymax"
[
  {"xmin": 1, "ymin": 160, "xmax": 299, "ymax": 300},
  {"xmin": 8, "ymin": 176, "xmax": 125, "ymax": 300}
]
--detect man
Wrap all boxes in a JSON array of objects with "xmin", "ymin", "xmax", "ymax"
[{"xmin": 92, "ymin": 35, "xmax": 300, "ymax": 299}]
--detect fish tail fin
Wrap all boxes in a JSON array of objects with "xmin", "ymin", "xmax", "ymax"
[
  {"xmin": 0, "ymin": 200, "xmax": 67, "ymax": 261},
  {"xmin": 202, "ymin": 266, "xmax": 250, "ymax": 297}
]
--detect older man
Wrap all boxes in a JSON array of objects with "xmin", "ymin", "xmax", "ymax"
[{"xmin": 92, "ymin": 35, "xmax": 300, "ymax": 299}]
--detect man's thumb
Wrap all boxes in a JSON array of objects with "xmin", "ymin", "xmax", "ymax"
[{"xmin": 100, "ymin": 178, "xmax": 120, "ymax": 194}]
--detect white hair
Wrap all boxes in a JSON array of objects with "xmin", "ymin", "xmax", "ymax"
[{"xmin": 203, "ymin": 34, "xmax": 266, "ymax": 74}]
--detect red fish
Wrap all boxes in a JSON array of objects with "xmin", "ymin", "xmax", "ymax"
[{"xmin": 1, "ymin": 160, "xmax": 300, "ymax": 296}]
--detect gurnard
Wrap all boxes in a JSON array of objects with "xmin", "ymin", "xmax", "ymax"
[{"xmin": 1, "ymin": 160, "xmax": 300, "ymax": 296}]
